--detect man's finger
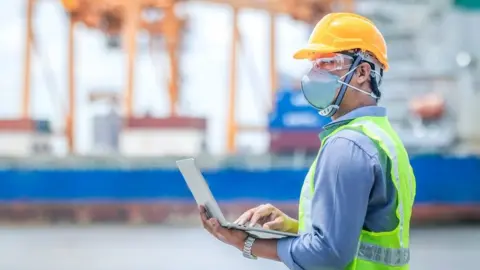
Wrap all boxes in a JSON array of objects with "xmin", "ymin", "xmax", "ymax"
[
  {"xmin": 204, "ymin": 220, "xmax": 216, "ymax": 235},
  {"xmin": 250, "ymin": 204, "xmax": 274, "ymax": 226},
  {"xmin": 234, "ymin": 210, "xmax": 254, "ymax": 225},
  {"xmin": 234, "ymin": 205, "xmax": 262, "ymax": 224},
  {"xmin": 199, "ymin": 206, "xmax": 215, "ymax": 234},
  {"xmin": 211, "ymin": 218, "xmax": 223, "ymax": 233},
  {"xmin": 199, "ymin": 206, "xmax": 209, "ymax": 222},
  {"xmin": 263, "ymin": 216, "xmax": 283, "ymax": 230},
  {"xmin": 200, "ymin": 213, "xmax": 211, "ymax": 230}
]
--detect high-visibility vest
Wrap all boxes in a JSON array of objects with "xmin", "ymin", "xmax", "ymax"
[{"xmin": 298, "ymin": 116, "xmax": 416, "ymax": 269}]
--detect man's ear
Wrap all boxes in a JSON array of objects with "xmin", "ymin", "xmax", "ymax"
[{"xmin": 355, "ymin": 63, "xmax": 371, "ymax": 85}]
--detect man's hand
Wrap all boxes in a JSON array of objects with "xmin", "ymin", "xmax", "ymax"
[
  {"xmin": 234, "ymin": 204, "xmax": 298, "ymax": 233},
  {"xmin": 199, "ymin": 205, "xmax": 248, "ymax": 250}
]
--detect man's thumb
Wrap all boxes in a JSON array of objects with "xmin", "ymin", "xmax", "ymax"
[{"xmin": 263, "ymin": 217, "xmax": 283, "ymax": 230}]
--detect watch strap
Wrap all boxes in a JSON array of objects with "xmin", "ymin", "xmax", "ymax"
[{"xmin": 242, "ymin": 236, "xmax": 257, "ymax": 260}]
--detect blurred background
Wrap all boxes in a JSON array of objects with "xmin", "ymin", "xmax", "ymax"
[{"xmin": 1, "ymin": 0, "xmax": 480, "ymax": 269}]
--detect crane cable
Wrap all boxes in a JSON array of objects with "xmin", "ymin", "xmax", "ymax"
[
  {"xmin": 237, "ymin": 22, "xmax": 272, "ymax": 115},
  {"xmin": 29, "ymin": 3, "xmax": 68, "ymax": 132},
  {"xmin": 31, "ymin": 38, "xmax": 66, "ymax": 119},
  {"xmin": 148, "ymin": 36, "xmax": 168, "ymax": 113}
]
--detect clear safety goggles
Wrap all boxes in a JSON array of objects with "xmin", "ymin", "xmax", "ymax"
[
  {"xmin": 310, "ymin": 53, "xmax": 383, "ymax": 86},
  {"xmin": 310, "ymin": 53, "xmax": 354, "ymax": 72}
]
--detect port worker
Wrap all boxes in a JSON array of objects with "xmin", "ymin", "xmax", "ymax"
[{"xmin": 199, "ymin": 12, "xmax": 416, "ymax": 270}]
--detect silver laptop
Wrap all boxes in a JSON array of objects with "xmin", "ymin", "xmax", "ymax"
[{"xmin": 176, "ymin": 158, "xmax": 298, "ymax": 239}]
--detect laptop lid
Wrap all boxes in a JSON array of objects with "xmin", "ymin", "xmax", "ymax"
[{"xmin": 176, "ymin": 158, "xmax": 228, "ymax": 225}]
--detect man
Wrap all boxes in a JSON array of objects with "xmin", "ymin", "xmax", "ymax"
[{"xmin": 199, "ymin": 12, "xmax": 416, "ymax": 270}]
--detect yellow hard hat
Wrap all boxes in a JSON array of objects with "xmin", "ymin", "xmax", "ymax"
[{"xmin": 293, "ymin": 13, "xmax": 389, "ymax": 71}]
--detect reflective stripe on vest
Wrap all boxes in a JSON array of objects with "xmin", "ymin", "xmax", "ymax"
[{"xmin": 357, "ymin": 242, "xmax": 410, "ymax": 267}]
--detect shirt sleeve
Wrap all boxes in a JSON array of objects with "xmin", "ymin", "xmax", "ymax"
[{"xmin": 277, "ymin": 135, "xmax": 377, "ymax": 270}]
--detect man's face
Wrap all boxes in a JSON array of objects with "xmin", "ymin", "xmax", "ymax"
[{"xmin": 302, "ymin": 53, "xmax": 376, "ymax": 116}]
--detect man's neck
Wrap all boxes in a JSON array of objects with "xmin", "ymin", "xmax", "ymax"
[
  {"xmin": 331, "ymin": 103, "xmax": 377, "ymax": 121},
  {"xmin": 331, "ymin": 108, "xmax": 348, "ymax": 121}
]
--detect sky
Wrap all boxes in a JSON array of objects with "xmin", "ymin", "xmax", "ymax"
[{"xmin": 0, "ymin": 1, "xmax": 311, "ymax": 154}]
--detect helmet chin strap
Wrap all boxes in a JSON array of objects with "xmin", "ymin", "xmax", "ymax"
[{"xmin": 318, "ymin": 54, "xmax": 364, "ymax": 117}]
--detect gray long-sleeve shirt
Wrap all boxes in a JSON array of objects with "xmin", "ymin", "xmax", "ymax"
[{"xmin": 277, "ymin": 106, "xmax": 398, "ymax": 270}]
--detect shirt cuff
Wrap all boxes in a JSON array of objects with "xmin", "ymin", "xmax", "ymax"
[{"xmin": 277, "ymin": 237, "xmax": 303, "ymax": 270}]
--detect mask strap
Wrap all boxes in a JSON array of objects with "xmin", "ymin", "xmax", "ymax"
[{"xmin": 339, "ymin": 82, "xmax": 378, "ymax": 99}]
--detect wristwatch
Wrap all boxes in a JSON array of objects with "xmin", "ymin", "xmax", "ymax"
[{"xmin": 242, "ymin": 236, "xmax": 257, "ymax": 260}]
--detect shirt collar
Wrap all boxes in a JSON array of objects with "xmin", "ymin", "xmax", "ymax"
[{"xmin": 323, "ymin": 106, "xmax": 387, "ymax": 130}]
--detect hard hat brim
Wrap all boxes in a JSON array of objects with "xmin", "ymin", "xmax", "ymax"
[{"xmin": 293, "ymin": 44, "xmax": 339, "ymax": 59}]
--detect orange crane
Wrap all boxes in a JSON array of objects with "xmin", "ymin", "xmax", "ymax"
[{"xmin": 22, "ymin": 0, "xmax": 355, "ymax": 154}]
